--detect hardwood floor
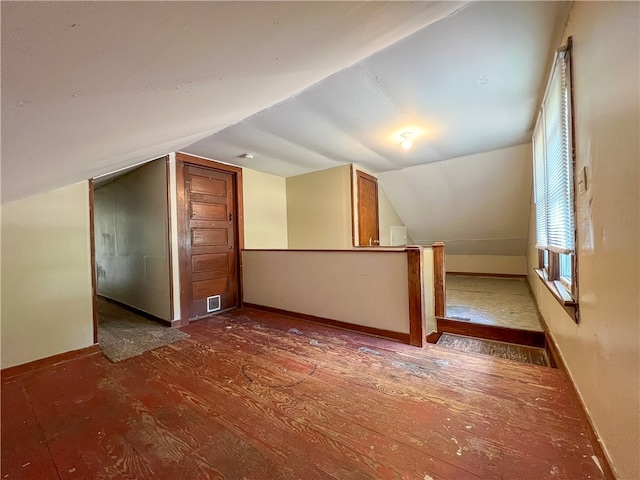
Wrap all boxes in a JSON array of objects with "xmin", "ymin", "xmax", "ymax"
[{"xmin": 2, "ymin": 308, "xmax": 608, "ymax": 479}]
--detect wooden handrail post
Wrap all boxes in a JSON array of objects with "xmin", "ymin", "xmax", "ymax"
[
  {"xmin": 432, "ymin": 242, "xmax": 446, "ymax": 319},
  {"xmin": 406, "ymin": 246, "xmax": 425, "ymax": 347}
]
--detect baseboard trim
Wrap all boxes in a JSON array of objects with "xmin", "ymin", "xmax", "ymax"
[
  {"xmin": 243, "ymin": 303, "xmax": 410, "ymax": 345},
  {"xmin": 426, "ymin": 332, "xmax": 442, "ymax": 344},
  {"xmin": 1, "ymin": 345, "xmax": 101, "ymax": 381},
  {"xmin": 436, "ymin": 317, "xmax": 546, "ymax": 348},
  {"xmin": 538, "ymin": 324, "xmax": 616, "ymax": 479},
  {"xmin": 545, "ymin": 333, "xmax": 617, "ymax": 479},
  {"xmin": 446, "ymin": 271, "xmax": 528, "ymax": 278},
  {"xmin": 99, "ymin": 295, "xmax": 174, "ymax": 327}
]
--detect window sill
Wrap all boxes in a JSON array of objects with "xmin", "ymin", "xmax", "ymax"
[{"xmin": 534, "ymin": 268, "xmax": 579, "ymax": 323}]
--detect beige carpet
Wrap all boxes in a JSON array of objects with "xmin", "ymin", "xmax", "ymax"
[
  {"xmin": 98, "ymin": 298, "xmax": 189, "ymax": 362},
  {"xmin": 446, "ymin": 274, "xmax": 543, "ymax": 331}
]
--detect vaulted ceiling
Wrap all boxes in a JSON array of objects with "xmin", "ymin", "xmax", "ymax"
[
  {"xmin": 2, "ymin": 1, "xmax": 570, "ymax": 254},
  {"xmin": 1, "ymin": 1, "xmax": 467, "ymax": 203},
  {"xmin": 185, "ymin": 1, "xmax": 569, "ymax": 177}
]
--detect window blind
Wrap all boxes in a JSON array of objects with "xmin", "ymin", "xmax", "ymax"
[
  {"xmin": 533, "ymin": 46, "xmax": 575, "ymax": 254},
  {"xmin": 533, "ymin": 113, "xmax": 547, "ymax": 249}
]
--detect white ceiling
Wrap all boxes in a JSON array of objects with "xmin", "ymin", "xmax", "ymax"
[
  {"xmin": 1, "ymin": 1, "xmax": 467, "ymax": 203},
  {"xmin": 2, "ymin": 1, "xmax": 570, "ymax": 256},
  {"xmin": 184, "ymin": 1, "xmax": 570, "ymax": 177}
]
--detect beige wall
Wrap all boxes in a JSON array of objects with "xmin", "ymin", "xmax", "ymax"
[
  {"xmin": 286, "ymin": 165, "xmax": 352, "ymax": 249},
  {"xmin": 527, "ymin": 3, "xmax": 639, "ymax": 478},
  {"xmin": 243, "ymin": 249, "xmax": 410, "ymax": 333},
  {"xmin": 243, "ymin": 168, "xmax": 288, "ymax": 249},
  {"xmin": 447, "ymin": 255, "xmax": 527, "ymax": 275},
  {"xmin": 94, "ymin": 160, "xmax": 171, "ymax": 320},
  {"xmin": 1, "ymin": 182, "xmax": 94, "ymax": 368}
]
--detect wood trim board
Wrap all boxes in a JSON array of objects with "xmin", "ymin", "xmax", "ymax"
[
  {"xmin": 406, "ymin": 247, "xmax": 424, "ymax": 347},
  {"xmin": 432, "ymin": 242, "xmax": 446, "ymax": 318},
  {"xmin": 527, "ymin": 282, "xmax": 614, "ymax": 479},
  {"xmin": 537, "ymin": 321, "xmax": 615, "ymax": 479},
  {"xmin": 350, "ymin": 163, "xmax": 356, "ymax": 246},
  {"xmin": 242, "ymin": 248, "xmax": 407, "ymax": 253},
  {"xmin": 164, "ymin": 156, "xmax": 175, "ymax": 323},
  {"xmin": 1, "ymin": 345, "xmax": 102, "ymax": 381},
  {"xmin": 88, "ymin": 179, "xmax": 98, "ymax": 344},
  {"xmin": 436, "ymin": 317, "xmax": 546, "ymax": 348},
  {"xmin": 243, "ymin": 303, "xmax": 410, "ymax": 345},
  {"xmin": 426, "ymin": 332, "xmax": 443, "ymax": 344},
  {"xmin": 446, "ymin": 272, "xmax": 528, "ymax": 279}
]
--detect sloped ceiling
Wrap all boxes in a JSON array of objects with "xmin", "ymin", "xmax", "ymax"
[
  {"xmin": 184, "ymin": 1, "xmax": 569, "ymax": 177},
  {"xmin": 2, "ymin": 1, "xmax": 570, "ymax": 257},
  {"xmin": 378, "ymin": 143, "xmax": 533, "ymax": 255},
  {"xmin": 1, "ymin": 1, "xmax": 467, "ymax": 203},
  {"xmin": 183, "ymin": 1, "xmax": 569, "ymax": 255}
]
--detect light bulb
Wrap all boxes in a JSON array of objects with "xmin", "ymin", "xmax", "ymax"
[{"xmin": 400, "ymin": 132, "xmax": 413, "ymax": 150}]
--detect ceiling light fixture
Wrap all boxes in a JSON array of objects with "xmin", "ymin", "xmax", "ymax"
[
  {"xmin": 400, "ymin": 132, "xmax": 414, "ymax": 150},
  {"xmin": 240, "ymin": 153, "xmax": 254, "ymax": 159}
]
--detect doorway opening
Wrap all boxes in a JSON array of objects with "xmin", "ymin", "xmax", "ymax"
[{"xmin": 90, "ymin": 156, "xmax": 184, "ymax": 361}]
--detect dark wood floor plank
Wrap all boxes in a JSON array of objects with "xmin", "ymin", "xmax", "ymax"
[
  {"xmin": 140, "ymin": 344, "xmax": 399, "ymax": 480},
  {"xmin": 17, "ymin": 356, "xmax": 156, "ymax": 479},
  {"xmin": 1, "ymin": 379, "xmax": 61, "ymax": 480},
  {"xmin": 162, "ymin": 336, "xmax": 477, "ymax": 480},
  {"xmin": 232, "ymin": 308, "xmax": 560, "ymax": 386},
  {"xmin": 182, "ymin": 316, "xmax": 604, "ymax": 475},
  {"xmin": 216, "ymin": 316, "xmax": 591, "ymax": 433},
  {"xmin": 107, "ymin": 357, "xmax": 314, "ymax": 480},
  {"xmin": 192, "ymin": 313, "xmax": 581, "ymax": 427},
  {"xmin": 2, "ymin": 307, "xmax": 609, "ymax": 480}
]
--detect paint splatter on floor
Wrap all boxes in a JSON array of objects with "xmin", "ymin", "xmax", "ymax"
[{"xmin": 358, "ymin": 346, "xmax": 380, "ymax": 355}]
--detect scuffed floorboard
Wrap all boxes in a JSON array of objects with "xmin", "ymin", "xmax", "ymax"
[{"xmin": 1, "ymin": 307, "xmax": 607, "ymax": 479}]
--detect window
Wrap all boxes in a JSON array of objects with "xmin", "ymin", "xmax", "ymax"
[{"xmin": 533, "ymin": 38, "xmax": 577, "ymax": 311}]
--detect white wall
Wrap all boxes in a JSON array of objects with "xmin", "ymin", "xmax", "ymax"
[
  {"xmin": 94, "ymin": 160, "xmax": 171, "ymax": 320},
  {"xmin": 243, "ymin": 168, "xmax": 288, "ymax": 249},
  {"xmin": 1, "ymin": 182, "xmax": 94, "ymax": 368},
  {"xmin": 379, "ymin": 143, "xmax": 533, "ymax": 255},
  {"xmin": 423, "ymin": 247, "xmax": 436, "ymax": 334},
  {"xmin": 286, "ymin": 165, "xmax": 352, "ymax": 249},
  {"xmin": 378, "ymin": 187, "xmax": 407, "ymax": 247},
  {"xmin": 447, "ymin": 255, "xmax": 527, "ymax": 275},
  {"xmin": 243, "ymin": 250, "xmax": 410, "ymax": 333},
  {"xmin": 527, "ymin": 3, "xmax": 639, "ymax": 478}
]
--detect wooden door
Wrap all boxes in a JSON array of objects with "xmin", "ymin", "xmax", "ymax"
[
  {"xmin": 183, "ymin": 165, "xmax": 238, "ymax": 320},
  {"xmin": 357, "ymin": 170, "xmax": 380, "ymax": 247}
]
